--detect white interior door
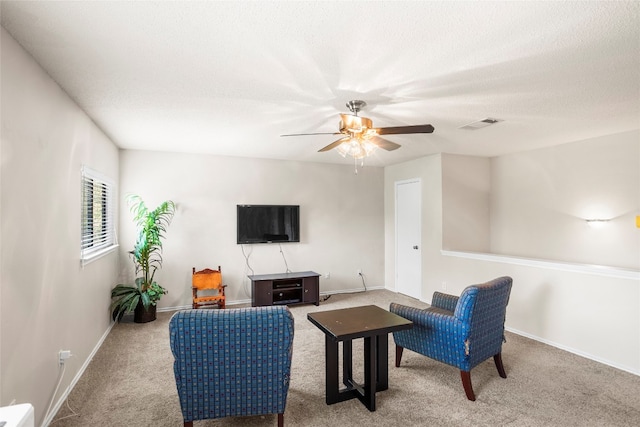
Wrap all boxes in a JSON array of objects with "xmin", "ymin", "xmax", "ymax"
[{"xmin": 396, "ymin": 179, "xmax": 422, "ymax": 300}]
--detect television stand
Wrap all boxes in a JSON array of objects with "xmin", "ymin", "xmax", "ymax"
[{"xmin": 249, "ymin": 271, "xmax": 320, "ymax": 307}]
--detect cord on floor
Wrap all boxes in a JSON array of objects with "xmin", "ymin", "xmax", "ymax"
[
  {"xmin": 50, "ymin": 398, "xmax": 78, "ymax": 424},
  {"xmin": 320, "ymin": 272, "xmax": 368, "ymax": 302},
  {"xmin": 359, "ymin": 272, "xmax": 367, "ymax": 291}
]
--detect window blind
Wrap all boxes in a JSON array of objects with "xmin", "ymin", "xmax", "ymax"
[{"xmin": 81, "ymin": 166, "xmax": 116, "ymax": 263}]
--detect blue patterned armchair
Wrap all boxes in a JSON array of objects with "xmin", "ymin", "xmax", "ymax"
[
  {"xmin": 390, "ymin": 276, "xmax": 512, "ymax": 401},
  {"xmin": 169, "ymin": 306, "xmax": 294, "ymax": 426}
]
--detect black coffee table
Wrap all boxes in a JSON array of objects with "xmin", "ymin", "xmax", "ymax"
[{"xmin": 307, "ymin": 305, "xmax": 413, "ymax": 411}]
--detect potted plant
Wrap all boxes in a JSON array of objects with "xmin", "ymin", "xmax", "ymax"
[{"xmin": 110, "ymin": 195, "xmax": 176, "ymax": 323}]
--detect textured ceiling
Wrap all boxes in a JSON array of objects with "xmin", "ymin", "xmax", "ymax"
[{"xmin": 1, "ymin": 1, "xmax": 639, "ymax": 167}]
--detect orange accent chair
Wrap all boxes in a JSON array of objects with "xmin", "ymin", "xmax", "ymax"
[{"xmin": 192, "ymin": 266, "xmax": 226, "ymax": 309}]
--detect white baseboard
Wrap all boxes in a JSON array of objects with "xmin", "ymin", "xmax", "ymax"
[{"xmin": 506, "ymin": 326, "xmax": 639, "ymax": 376}]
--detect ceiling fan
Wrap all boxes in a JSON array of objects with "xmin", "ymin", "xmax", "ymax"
[{"xmin": 281, "ymin": 100, "xmax": 434, "ymax": 159}]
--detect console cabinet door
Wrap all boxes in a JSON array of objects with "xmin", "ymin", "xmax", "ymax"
[
  {"xmin": 252, "ymin": 280, "xmax": 273, "ymax": 307},
  {"xmin": 303, "ymin": 277, "xmax": 319, "ymax": 305}
]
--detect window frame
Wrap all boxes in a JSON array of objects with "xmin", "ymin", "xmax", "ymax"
[{"xmin": 80, "ymin": 166, "xmax": 118, "ymax": 266}]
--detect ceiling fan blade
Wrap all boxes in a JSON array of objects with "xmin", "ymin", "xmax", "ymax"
[
  {"xmin": 372, "ymin": 137, "xmax": 401, "ymax": 151},
  {"xmin": 281, "ymin": 132, "xmax": 341, "ymax": 137},
  {"xmin": 318, "ymin": 137, "xmax": 349, "ymax": 152},
  {"xmin": 375, "ymin": 124, "xmax": 434, "ymax": 135}
]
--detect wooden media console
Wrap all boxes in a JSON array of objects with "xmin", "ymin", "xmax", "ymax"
[{"xmin": 249, "ymin": 271, "xmax": 320, "ymax": 307}]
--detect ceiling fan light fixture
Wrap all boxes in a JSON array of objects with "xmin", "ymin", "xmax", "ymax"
[{"xmin": 336, "ymin": 136, "xmax": 377, "ymax": 159}]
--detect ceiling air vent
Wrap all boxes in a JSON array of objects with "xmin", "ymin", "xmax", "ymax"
[{"xmin": 459, "ymin": 118, "xmax": 503, "ymax": 130}]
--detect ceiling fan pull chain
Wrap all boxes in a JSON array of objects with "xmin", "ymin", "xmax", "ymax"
[{"xmin": 352, "ymin": 155, "xmax": 366, "ymax": 175}]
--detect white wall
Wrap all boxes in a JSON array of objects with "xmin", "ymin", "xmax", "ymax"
[
  {"xmin": 1, "ymin": 27, "xmax": 120, "ymax": 425},
  {"xmin": 442, "ymin": 153, "xmax": 491, "ymax": 252},
  {"xmin": 384, "ymin": 137, "xmax": 640, "ymax": 375},
  {"xmin": 490, "ymin": 130, "xmax": 640, "ymax": 270},
  {"xmin": 118, "ymin": 150, "xmax": 385, "ymax": 308}
]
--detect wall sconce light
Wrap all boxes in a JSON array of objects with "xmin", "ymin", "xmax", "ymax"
[
  {"xmin": 636, "ymin": 215, "xmax": 640, "ymax": 228},
  {"xmin": 585, "ymin": 219, "xmax": 610, "ymax": 228}
]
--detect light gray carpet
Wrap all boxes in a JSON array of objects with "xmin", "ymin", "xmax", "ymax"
[{"xmin": 52, "ymin": 289, "xmax": 640, "ymax": 426}]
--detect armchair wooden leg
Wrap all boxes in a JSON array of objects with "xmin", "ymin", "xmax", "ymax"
[
  {"xmin": 460, "ymin": 370, "xmax": 476, "ymax": 401},
  {"xmin": 395, "ymin": 345, "xmax": 404, "ymax": 367},
  {"xmin": 184, "ymin": 422, "xmax": 193, "ymax": 427},
  {"xmin": 494, "ymin": 352, "xmax": 507, "ymax": 378},
  {"xmin": 278, "ymin": 413, "xmax": 284, "ymax": 427}
]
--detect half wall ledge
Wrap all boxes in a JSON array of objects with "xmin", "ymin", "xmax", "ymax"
[{"xmin": 441, "ymin": 250, "xmax": 640, "ymax": 281}]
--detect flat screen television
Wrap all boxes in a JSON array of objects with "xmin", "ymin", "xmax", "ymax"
[{"xmin": 237, "ymin": 205, "xmax": 300, "ymax": 244}]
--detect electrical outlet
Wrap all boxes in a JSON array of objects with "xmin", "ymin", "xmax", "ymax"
[
  {"xmin": 324, "ymin": 272, "xmax": 330, "ymax": 279},
  {"xmin": 442, "ymin": 281, "xmax": 447, "ymax": 290},
  {"xmin": 59, "ymin": 350, "xmax": 72, "ymax": 364},
  {"xmin": 357, "ymin": 269, "xmax": 362, "ymax": 275}
]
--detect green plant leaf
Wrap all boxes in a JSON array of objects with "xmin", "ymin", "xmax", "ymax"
[
  {"xmin": 126, "ymin": 293, "xmax": 140, "ymax": 314},
  {"xmin": 111, "ymin": 284, "xmax": 138, "ymax": 297},
  {"xmin": 140, "ymin": 291, "xmax": 151, "ymax": 309},
  {"xmin": 110, "ymin": 291, "xmax": 140, "ymax": 322}
]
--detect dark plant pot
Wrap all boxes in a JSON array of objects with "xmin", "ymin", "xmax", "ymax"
[{"xmin": 134, "ymin": 302, "xmax": 157, "ymax": 323}]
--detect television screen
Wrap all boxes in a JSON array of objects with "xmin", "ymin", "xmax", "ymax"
[{"xmin": 237, "ymin": 205, "xmax": 300, "ymax": 244}]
